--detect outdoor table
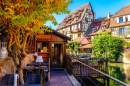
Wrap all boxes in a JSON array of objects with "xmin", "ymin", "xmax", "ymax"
[{"xmin": 27, "ymin": 62, "xmax": 49, "ymax": 66}]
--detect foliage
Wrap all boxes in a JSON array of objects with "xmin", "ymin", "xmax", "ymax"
[
  {"xmin": 92, "ymin": 32, "xmax": 124, "ymax": 62},
  {"xmin": 11, "ymin": 44, "xmax": 18, "ymax": 51},
  {"xmin": 0, "ymin": 0, "xmax": 72, "ymax": 84},
  {"xmin": 67, "ymin": 41, "xmax": 80, "ymax": 54}
]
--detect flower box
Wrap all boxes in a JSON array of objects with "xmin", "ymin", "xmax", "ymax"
[
  {"xmin": 89, "ymin": 13, "xmax": 92, "ymax": 15},
  {"xmin": 78, "ymin": 12, "xmax": 81, "ymax": 15},
  {"xmin": 92, "ymin": 31, "xmax": 96, "ymax": 33},
  {"xmin": 102, "ymin": 29, "xmax": 106, "ymax": 32},
  {"xmin": 93, "ymin": 24, "xmax": 96, "ymax": 26},
  {"xmin": 101, "ymin": 22, "xmax": 105, "ymax": 25},
  {"xmin": 86, "ymin": 20, "xmax": 89, "ymax": 23},
  {"xmin": 97, "ymin": 23, "xmax": 101, "ymax": 26},
  {"xmin": 107, "ymin": 21, "xmax": 110, "ymax": 24},
  {"xmin": 76, "ymin": 28, "xmax": 79, "ymax": 30},
  {"xmin": 69, "ymin": 30, "xmax": 72, "ymax": 33}
]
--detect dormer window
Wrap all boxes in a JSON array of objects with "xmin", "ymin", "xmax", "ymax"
[{"xmin": 119, "ymin": 17, "xmax": 123, "ymax": 23}]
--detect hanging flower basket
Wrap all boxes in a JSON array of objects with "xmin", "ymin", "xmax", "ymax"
[
  {"xmin": 92, "ymin": 31, "xmax": 96, "ymax": 33},
  {"xmin": 76, "ymin": 28, "xmax": 79, "ymax": 30},
  {"xmin": 69, "ymin": 30, "xmax": 72, "ymax": 33}
]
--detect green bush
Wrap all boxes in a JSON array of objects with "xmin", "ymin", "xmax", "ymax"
[
  {"xmin": 11, "ymin": 44, "xmax": 18, "ymax": 51},
  {"xmin": 92, "ymin": 32, "xmax": 124, "ymax": 62}
]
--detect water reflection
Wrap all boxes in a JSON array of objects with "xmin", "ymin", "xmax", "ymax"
[{"xmin": 108, "ymin": 63, "xmax": 130, "ymax": 85}]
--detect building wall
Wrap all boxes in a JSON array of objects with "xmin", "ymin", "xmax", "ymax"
[{"xmin": 0, "ymin": 54, "xmax": 34, "ymax": 84}]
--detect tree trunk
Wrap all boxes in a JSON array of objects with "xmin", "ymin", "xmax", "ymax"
[{"xmin": 17, "ymin": 59, "xmax": 24, "ymax": 85}]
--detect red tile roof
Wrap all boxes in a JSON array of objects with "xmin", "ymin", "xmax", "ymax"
[{"xmin": 57, "ymin": 2, "xmax": 91, "ymax": 30}]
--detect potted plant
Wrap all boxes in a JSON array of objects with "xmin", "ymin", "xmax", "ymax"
[
  {"xmin": 89, "ymin": 13, "xmax": 92, "ymax": 15},
  {"xmin": 97, "ymin": 23, "xmax": 101, "ymax": 26},
  {"xmin": 107, "ymin": 21, "xmax": 110, "ymax": 24},
  {"xmin": 75, "ymin": 19, "xmax": 78, "ymax": 21},
  {"xmin": 101, "ymin": 22, "xmax": 105, "ymax": 25},
  {"xmin": 93, "ymin": 24, "xmax": 96, "ymax": 26},
  {"xmin": 78, "ymin": 12, "xmax": 81, "ymax": 15}
]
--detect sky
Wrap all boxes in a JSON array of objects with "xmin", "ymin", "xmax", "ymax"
[{"xmin": 45, "ymin": 0, "xmax": 130, "ymax": 30}]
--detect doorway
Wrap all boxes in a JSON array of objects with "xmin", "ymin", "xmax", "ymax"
[{"xmin": 51, "ymin": 43, "xmax": 63, "ymax": 68}]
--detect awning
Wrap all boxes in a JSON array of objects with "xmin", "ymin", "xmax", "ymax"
[{"xmin": 78, "ymin": 44, "xmax": 93, "ymax": 49}]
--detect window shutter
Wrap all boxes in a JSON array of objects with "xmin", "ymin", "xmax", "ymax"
[
  {"xmin": 117, "ymin": 17, "xmax": 119, "ymax": 23},
  {"xmin": 124, "ymin": 27, "xmax": 128, "ymax": 35},
  {"xmin": 128, "ymin": 27, "xmax": 130, "ymax": 34},
  {"xmin": 123, "ymin": 16, "xmax": 126, "ymax": 22},
  {"xmin": 117, "ymin": 28, "xmax": 119, "ymax": 35},
  {"xmin": 128, "ymin": 15, "xmax": 130, "ymax": 21}
]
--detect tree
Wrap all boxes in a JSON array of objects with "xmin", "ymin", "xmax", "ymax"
[
  {"xmin": 92, "ymin": 32, "xmax": 124, "ymax": 62},
  {"xmin": 0, "ymin": 0, "xmax": 72, "ymax": 84},
  {"xmin": 67, "ymin": 41, "xmax": 80, "ymax": 54}
]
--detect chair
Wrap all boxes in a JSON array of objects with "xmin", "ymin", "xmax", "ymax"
[
  {"xmin": 1, "ymin": 74, "xmax": 14, "ymax": 85},
  {"xmin": 25, "ymin": 74, "xmax": 41, "ymax": 84}
]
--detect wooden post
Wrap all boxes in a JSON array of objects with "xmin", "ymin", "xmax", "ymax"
[{"xmin": 107, "ymin": 77, "xmax": 109, "ymax": 86}]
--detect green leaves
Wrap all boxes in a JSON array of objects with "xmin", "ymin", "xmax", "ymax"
[{"xmin": 92, "ymin": 32, "xmax": 124, "ymax": 62}]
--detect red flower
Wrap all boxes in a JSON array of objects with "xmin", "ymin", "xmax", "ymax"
[
  {"xmin": 92, "ymin": 31, "xmax": 96, "ymax": 33},
  {"xmin": 69, "ymin": 30, "xmax": 72, "ymax": 32},
  {"xmin": 76, "ymin": 28, "xmax": 79, "ymax": 30}
]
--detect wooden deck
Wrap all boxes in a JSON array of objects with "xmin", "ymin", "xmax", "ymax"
[{"xmin": 50, "ymin": 70, "xmax": 73, "ymax": 86}]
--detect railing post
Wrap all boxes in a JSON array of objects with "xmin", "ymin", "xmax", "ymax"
[{"xmin": 107, "ymin": 77, "xmax": 109, "ymax": 86}]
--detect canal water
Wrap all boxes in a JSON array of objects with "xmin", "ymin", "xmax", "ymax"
[{"xmin": 108, "ymin": 62, "xmax": 130, "ymax": 85}]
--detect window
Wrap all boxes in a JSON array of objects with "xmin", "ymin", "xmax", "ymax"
[
  {"xmin": 70, "ymin": 26, "xmax": 72, "ymax": 30},
  {"xmin": 120, "ymin": 28, "xmax": 124, "ymax": 35},
  {"xmin": 78, "ymin": 34, "xmax": 81, "ymax": 37},
  {"xmin": 119, "ymin": 17, "xmax": 123, "ymax": 23}
]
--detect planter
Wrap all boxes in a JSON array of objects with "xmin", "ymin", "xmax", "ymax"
[
  {"xmin": 101, "ymin": 22, "xmax": 105, "ymax": 25},
  {"xmin": 75, "ymin": 19, "xmax": 78, "ymax": 21},
  {"xmin": 97, "ymin": 23, "xmax": 101, "ymax": 26},
  {"xmin": 76, "ymin": 28, "xmax": 79, "ymax": 30},
  {"xmin": 78, "ymin": 12, "xmax": 81, "ymax": 15},
  {"xmin": 92, "ymin": 31, "xmax": 96, "ymax": 33},
  {"xmin": 0, "ymin": 47, "xmax": 8, "ymax": 59},
  {"xmin": 69, "ymin": 30, "xmax": 72, "ymax": 33},
  {"xmin": 107, "ymin": 21, "xmax": 110, "ymax": 24},
  {"xmin": 102, "ymin": 29, "xmax": 106, "ymax": 32},
  {"xmin": 89, "ymin": 13, "xmax": 92, "ymax": 15}
]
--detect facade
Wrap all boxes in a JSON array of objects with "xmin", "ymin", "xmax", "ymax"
[
  {"xmin": 56, "ymin": 2, "xmax": 95, "ymax": 40},
  {"xmin": 110, "ymin": 4, "xmax": 130, "ymax": 42}
]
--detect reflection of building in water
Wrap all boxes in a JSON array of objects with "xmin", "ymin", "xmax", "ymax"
[{"xmin": 123, "ymin": 63, "xmax": 130, "ymax": 81}]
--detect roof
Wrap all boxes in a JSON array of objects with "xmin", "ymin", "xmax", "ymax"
[
  {"xmin": 112, "ymin": 4, "xmax": 130, "ymax": 17},
  {"xmin": 74, "ymin": 37, "xmax": 84, "ymax": 42},
  {"xmin": 52, "ymin": 29, "xmax": 71, "ymax": 40},
  {"xmin": 57, "ymin": 2, "xmax": 92, "ymax": 30},
  {"xmin": 78, "ymin": 43, "xmax": 93, "ymax": 49},
  {"xmin": 84, "ymin": 17, "xmax": 107, "ymax": 36}
]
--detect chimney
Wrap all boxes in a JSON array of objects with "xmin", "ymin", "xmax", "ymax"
[
  {"xmin": 94, "ymin": 13, "xmax": 96, "ymax": 20},
  {"xmin": 107, "ymin": 12, "xmax": 110, "ymax": 19}
]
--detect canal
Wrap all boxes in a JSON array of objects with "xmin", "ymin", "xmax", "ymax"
[{"xmin": 108, "ymin": 62, "xmax": 130, "ymax": 85}]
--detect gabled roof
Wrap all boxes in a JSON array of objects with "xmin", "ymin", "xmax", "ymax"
[
  {"xmin": 52, "ymin": 29, "xmax": 71, "ymax": 40},
  {"xmin": 57, "ymin": 2, "xmax": 92, "ymax": 30},
  {"xmin": 112, "ymin": 4, "xmax": 130, "ymax": 17},
  {"xmin": 74, "ymin": 37, "xmax": 84, "ymax": 42},
  {"xmin": 85, "ymin": 16, "xmax": 111, "ymax": 36}
]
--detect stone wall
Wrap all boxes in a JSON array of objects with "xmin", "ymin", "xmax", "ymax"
[{"xmin": 0, "ymin": 54, "xmax": 34, "ymax": 84}]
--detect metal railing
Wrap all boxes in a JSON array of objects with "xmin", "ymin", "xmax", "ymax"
[{"xmin": 65, "ymin": 55, "xmax": 129, "ymax": 86}]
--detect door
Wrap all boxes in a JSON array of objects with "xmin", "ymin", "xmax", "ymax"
[{"xmin": 51, "ymin": 43, "xmax": 64, "ymax": 68}]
